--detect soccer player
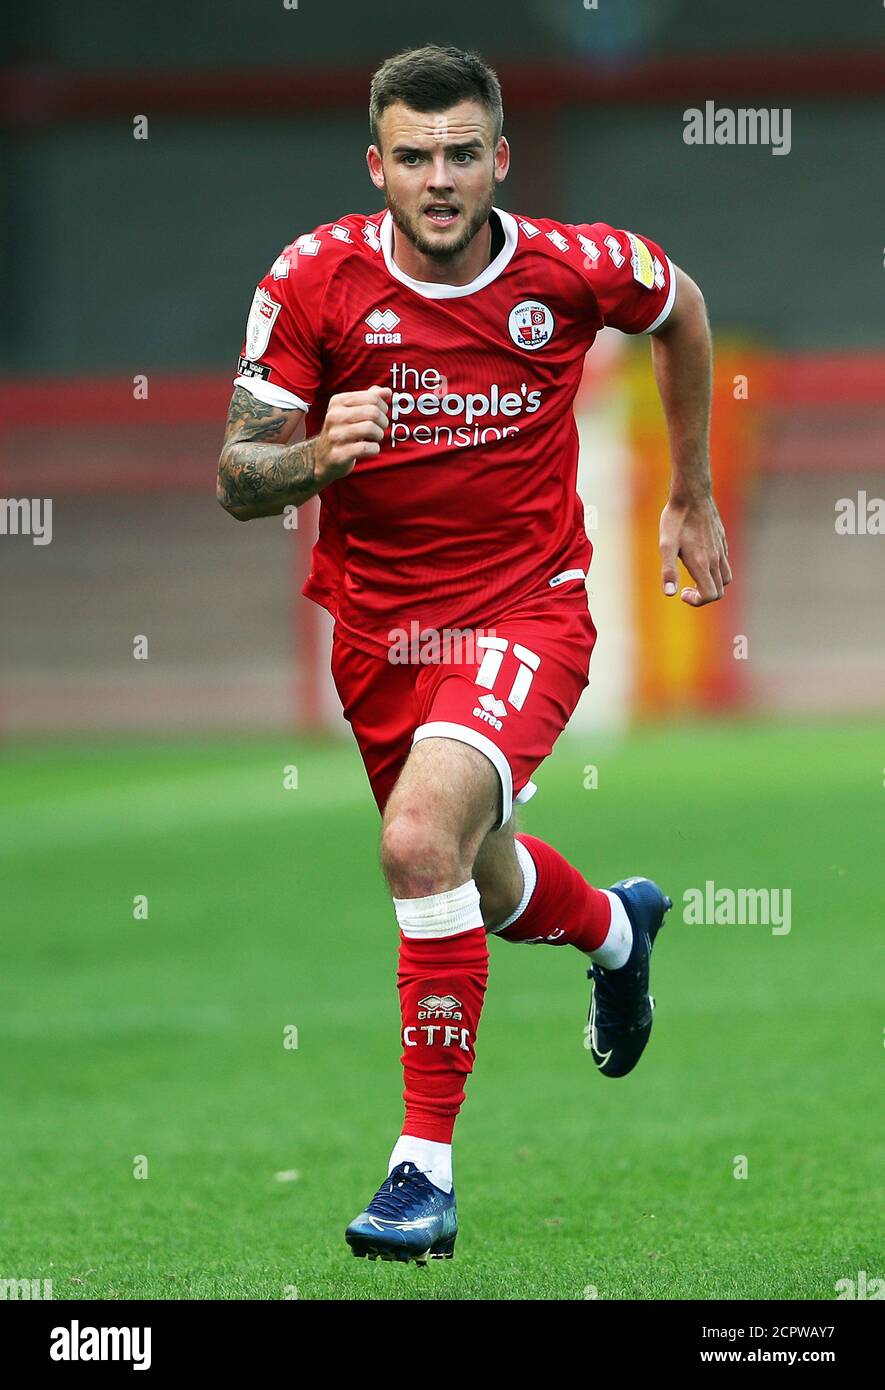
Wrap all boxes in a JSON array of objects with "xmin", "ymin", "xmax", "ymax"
[{"xmin": 217, "ymin": 44, "xmax": 730, "ymax": 1265}]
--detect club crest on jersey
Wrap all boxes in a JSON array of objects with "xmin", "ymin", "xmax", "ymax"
[
  {"xmin": 508, "ymin": 300, "xmax": 554, "ymax": 351},
  {"xmin": 365, "ymin": 308, "xmax": 402, "ymax": 344},
  {"xmin": 245, "ymin": 287, "xmax": 281, "ymax": 360}
]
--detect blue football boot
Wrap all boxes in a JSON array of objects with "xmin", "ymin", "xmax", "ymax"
[
  {"xmin": 587, "ymin": 876, "xmax": 672, "ymax": 1078},
  {"xmin": 345, "ymin": 1161, "xmax": 458, "ymax": 1265}
]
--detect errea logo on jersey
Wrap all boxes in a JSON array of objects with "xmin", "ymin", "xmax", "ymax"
[{"xmin": 365, "ymin": 308, "xmax": 402, "ymax": 344}]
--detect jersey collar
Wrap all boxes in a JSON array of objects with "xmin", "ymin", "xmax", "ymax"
[{"xmin": 379, "ymin": 207, "xmax": 518, "ymax": 299}]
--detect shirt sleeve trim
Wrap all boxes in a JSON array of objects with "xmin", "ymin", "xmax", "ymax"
[
  {"xmin": 233, "ymin": 376, "xmax": 311, "ymax": 412},
  {"xmin": 640, "ymin": 256, "xmax": 677, "ymax": 335}
]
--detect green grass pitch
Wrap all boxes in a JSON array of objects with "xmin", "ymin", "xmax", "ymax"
[{"xmin": 1, "ymin": 721, "xmax": 881, "ymax": 1300}]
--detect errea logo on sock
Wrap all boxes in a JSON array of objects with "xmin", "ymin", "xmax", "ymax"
[{"xmin": 417, "ymin": 994, "xmax": 463, "ymax": 1020}]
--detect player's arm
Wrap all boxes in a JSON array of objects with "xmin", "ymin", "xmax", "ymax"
[
  {"xmin": 217, "ymin": 384, "xmax": 391, "ymax": 521},
  {"xmin": 650, "ymin": 266, "xmax": 732, "ymax": 607}
]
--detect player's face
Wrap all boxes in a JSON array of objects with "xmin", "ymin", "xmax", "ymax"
[{"xmin": 368, "ymin": 100, "xmax": 509, "ymax": 262}]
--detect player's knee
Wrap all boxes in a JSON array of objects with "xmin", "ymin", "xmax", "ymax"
[{"xmin": 380, "ymin": 810, "xmax": 464, "ymax": 897}]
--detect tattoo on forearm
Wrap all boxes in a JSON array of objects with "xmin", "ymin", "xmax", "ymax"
[
  {"xmin": 217, "ymin": 386, "xmax": 318, "ymax": 517},
  {"xmin": 219, "ymin": 437, "xmax": 318, "ymax": 512}
]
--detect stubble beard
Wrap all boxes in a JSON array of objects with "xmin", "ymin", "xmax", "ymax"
[{"xmin": 384, "ymin": 182, "xmax": 497, "ymax": 263}]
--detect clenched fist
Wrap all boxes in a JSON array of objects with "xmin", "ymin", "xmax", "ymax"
[{"xmin": 314, "ymin": 386, "xmax": 391, "ymax": 486}]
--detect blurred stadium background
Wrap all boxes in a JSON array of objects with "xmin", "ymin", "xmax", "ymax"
[
  {"xmin": 1, "ymin": 1, "xmax": 883, "ymax": 1300},
  {"xmin": 3, "ymin": 0, "xmax": 885, "ymax": 732}
]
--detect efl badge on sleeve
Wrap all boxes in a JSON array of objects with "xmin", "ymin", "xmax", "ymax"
[
  {"xmin": 627, "ymin": 233, "xmax": 656, "ymax": 289},
  {"xmin": 245, "ymin": 287, "xmax": 282, "ymax": 360}
]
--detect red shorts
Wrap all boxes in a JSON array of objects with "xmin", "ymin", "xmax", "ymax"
[{"xmin": 330, "ymin": 588, "xmax": 597, "ymax": 829}]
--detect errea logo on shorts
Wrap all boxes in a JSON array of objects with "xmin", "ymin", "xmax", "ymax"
[
  {"xmin": 365, "ymin": 308, "xmax": 402, "ymax": 344},
  {"xmin": 473, "ymin": 693, "xmax": 507, "ymax": 731}
]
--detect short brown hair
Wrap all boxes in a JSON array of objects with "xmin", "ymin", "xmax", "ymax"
[{"xmin": 369, "ymin": 44, "xmax": 504, "ymax": 148}]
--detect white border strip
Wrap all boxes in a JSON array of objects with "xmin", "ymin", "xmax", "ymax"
[
  {"xmin": 514, "ymin": 779, "xmax": 538, "ymax": 806},
  {"xmin": 233, "ymin": 376, "xmax": 311, "ymax": 413},
  {"xmin": 641, "ymin": 256, "xmax": 677, "ymax": 335},
  {"xmin": 380, "ymin": 208, "xmax": 518, "ymax": 300},
  {"xmin": 549, "ymin": 568, "xmax": 586, "ymax": 588},
  {"xmin": 491, "ymin": 837, "xmax": 538, "ymax": 934},
  {"xmin": 412, "ymin": 719, "xmax": 514, "ymax": 829}
]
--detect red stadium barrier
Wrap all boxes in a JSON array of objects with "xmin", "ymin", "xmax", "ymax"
[{"xmin": 0, "ymin": 375, "xmax": 327, "ymax": 733}]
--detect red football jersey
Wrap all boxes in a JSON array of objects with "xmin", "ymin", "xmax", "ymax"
[{"xmin": 235, "ymin": 209, "xmax": 675, "ymax": 658}]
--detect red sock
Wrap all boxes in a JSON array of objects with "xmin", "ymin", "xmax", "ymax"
[
  {"xmin": 495, "ymin": 833, "xmax": 611, "ymax": 951},
  {"xmin": 397, "ymin": 926, "xmax": 489, "ymax": 1143}
]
